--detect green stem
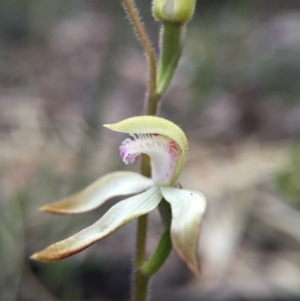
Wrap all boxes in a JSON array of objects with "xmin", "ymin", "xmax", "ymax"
[
  {"xmin": 122, "ymin": 0, "xmax": 157, "ymax": 107},
  {"xmin": 146, "ymin": 93, "xmax": 161, "ymax": 116},
  {"xmin": 133, "ymin": 271, "xmax": 149, "ymax": 301},
  {"xmin": 133, "ymin": 214, "xmax": 149, "ymax": 301},
  {"xmin": 157, "ymin": 22, "xmax": 185, "ymax": 94},
  {"xmin": 140, "ymin": 227, "xmax": 172, "ymax": 277},
  {"xmin": 140, "ymin": 199, "xmax": 172, "ymax": 277},
  {"xmin": 120, "ymin": 2, "xmax": 159, "ymax": 300},
  {"xmin": 135, "ymin": 214, "xmax": 148, "ymax": 267}
]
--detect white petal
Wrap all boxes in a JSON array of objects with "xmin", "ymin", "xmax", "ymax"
[
  {"xmin": 31, "ymin": 187, "xmax": 162, "ymax": 261},
  {"xmin": 41, "ymin": 171, "xmax": 154, "ymax": 214},
  {"xmin": 160, "ymin": 187, "xmax": 206, "ymax": 275}
]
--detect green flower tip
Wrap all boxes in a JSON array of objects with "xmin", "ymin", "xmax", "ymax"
[{"xmin": 152, "ymin": 0, "xmax": 196, "ymax": 23}]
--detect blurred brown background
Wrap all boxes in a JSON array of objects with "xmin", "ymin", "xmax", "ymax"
[{"xmin": 1, "ymin": 1, "xmax": 300, "ymax": 300}]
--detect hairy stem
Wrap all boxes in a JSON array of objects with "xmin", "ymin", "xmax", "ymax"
[
  {"xmin": 140, "ymin": 199, "xmax": 172, "ymax": 277},
  {"xmin": 121, "ymin": 1, "xmax": 159, "ymax": 300},
  {"xmin": 122, "ymin": 0, "xmax": 157, "ymax": 106},
  {"xmin": 133, "ymin": 214, "xmax": 149, "ymax": 301}
]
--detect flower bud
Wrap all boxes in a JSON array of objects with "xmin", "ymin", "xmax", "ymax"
[{"xmin": 152, "ymin": 0, "xmax": 196, "ymax": 23}]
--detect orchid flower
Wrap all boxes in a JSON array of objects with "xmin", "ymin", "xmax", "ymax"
[{"xmin": 31, "ymin": 116, "xmax": 206, "ymax": 274}]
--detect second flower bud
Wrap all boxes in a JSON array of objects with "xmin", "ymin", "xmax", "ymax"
[{"xmin": 152, "ymin": 0, "xmax": 196, "ymax": 23}]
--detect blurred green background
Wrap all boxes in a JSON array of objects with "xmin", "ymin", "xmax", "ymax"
[{"xmin": 1, "ymin": 1, "xmax": 300, "ymax": 300}]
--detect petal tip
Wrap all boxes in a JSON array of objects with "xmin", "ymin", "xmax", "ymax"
[
  {"xmin": 39, "ymin": 205, "xmax": 49, "ymax": 212},
  {"xmin": 30, "ymin": 253, "xmax": 38, "ymax": 261},
  {"xmin": 29, "ymin": 247, "xmax": 76, "ymax": 262},
  {"xmin": 187, "ymin": 260, "xmax": 201, "ymax": 277},
  {"xmin": 103, "ymin": 123, "xmax": 122, "ymax": 132},
  {"xmin": 173, "ymin": 242, "xmax": 201, "ymax": 276},
  {"xmin": 39, "ymin": 205, "xmax": 66, "ymax": 215},
  {"xmin": 30, "ymin": 252, "xmax": 49, "ymax": 262},
  {"xmin": 103, "ymin": 124, "xmax": 113, "ymax": 129}
]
